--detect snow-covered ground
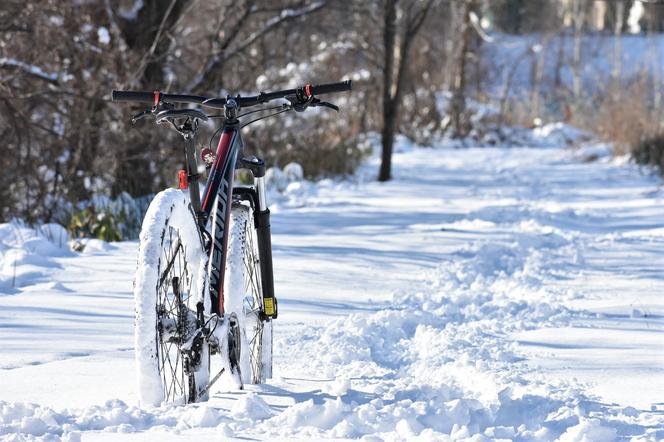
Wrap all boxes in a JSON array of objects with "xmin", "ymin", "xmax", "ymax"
[{"xmin": 1, "ymin": 135, "xmax": 663, "ymax": 441}]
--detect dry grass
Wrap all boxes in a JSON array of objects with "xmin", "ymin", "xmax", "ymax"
[{"xmin": 567, "ymin": 79, "xmax": 664, "ymax": 174}]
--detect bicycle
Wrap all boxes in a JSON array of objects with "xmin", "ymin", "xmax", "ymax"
[{"xmin": 112, "ymin": 80, "xmax": 352, "ymax": 406}]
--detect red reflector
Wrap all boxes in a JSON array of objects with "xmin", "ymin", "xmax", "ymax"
[{"xmin": 178, "ymin": 170, "xmax": 188, "ymax": 189}]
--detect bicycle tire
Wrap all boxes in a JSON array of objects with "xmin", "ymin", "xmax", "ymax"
[
  {"xmin": 225, "ymin": 202, "xmax": 273, "ymax": 385},
  {"xmin": 134, "ymin": 189, "xmax": 209, "ymax": 405}
]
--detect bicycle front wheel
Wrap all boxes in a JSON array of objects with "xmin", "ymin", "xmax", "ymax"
[{"xmin": 225, "ymin": 203, "xmax": 273, "ymax": 385}]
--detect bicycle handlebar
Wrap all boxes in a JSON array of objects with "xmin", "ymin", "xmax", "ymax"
[
  {"xmin": 111, "ymin": 80, "xmax": 352, "ymax": 109},
  {"xmin": 308, "ymin": 81, "xmax": 352, "ymax": 95},
  {"xmin": 112, "ymin": 90, "xmax": 208, "ymax": 104}
]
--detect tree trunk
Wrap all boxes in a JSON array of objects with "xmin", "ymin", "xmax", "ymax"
[
  {"xmin": 377, "ymin": 0, "xmax": 432, "ymax": 181},
  {"xmin": 612, "ymin": 1, "xmax": 624, "ymax": 84},
  {"xmin": 378, "ymin": 0, "xmax": 397, "ymax": 182},
  {"xmin": 450, "ymin": 0, "xmax": 473, "ymax": 138},
  {"xmin": 572, "ymin": 0, "xmax": 586, "ymax": 101},
  {"xmin": 530, "ymin": 36, "xmax": 550, "ymax": 119},
  {"xmin": 114, "ymin": 0, "xmax": 187, "ymax": 197}
]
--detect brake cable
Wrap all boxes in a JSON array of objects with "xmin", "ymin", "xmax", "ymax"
[
  {"xmin": 241, "ymin": 107, "xmax": 293, "ymax": 129},
  {"xmin": 208, "ymin": 105, "xmax": 286, "ymax": 149},
  {"xmin": 238, "ymin": 105, "xmax": 285, "ymax": 119},
  {"xmin": 208, "ymin": 123, "xmax": 223, "ymax": 150}
]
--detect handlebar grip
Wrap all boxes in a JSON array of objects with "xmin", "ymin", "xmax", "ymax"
[
  {"xmin": 309, "ymin": 80, "xmax": 352, "ymax": 96},
  {"xmin": 112, "ymin": 90, "xmax": 155, "ymax": 103}
]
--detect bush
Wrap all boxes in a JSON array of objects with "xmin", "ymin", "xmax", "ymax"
[
  {"xmin": 65, "ymin": 191, "xmax": 153, "ymax": 242},
  {"xmin": 633, "ymin": 135, "xmax": 664, "ymax": 175},
  {"xmin": 68, "ymin": 206, "xmax": 123, "ymax": 242},
  {"xmin": 564, "ymin": 79, "xmax": 662, "ymax": 156}
]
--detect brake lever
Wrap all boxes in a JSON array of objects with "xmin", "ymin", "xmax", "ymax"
[
  {"xmin": 131, "ymin": 109, "xmax": 153, "ymax": 124},
  {"xmin": 312, "ymin": 100, "xmax": 339, "ymax": 112}
]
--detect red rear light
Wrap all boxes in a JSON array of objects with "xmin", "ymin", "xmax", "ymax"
[{"xmin": 178, "ymin": 169, "xmax": 188, "ymax": 189}]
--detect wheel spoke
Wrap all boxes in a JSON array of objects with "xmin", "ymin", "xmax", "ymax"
[{"xmin": 155, "ymin": 224, "xmax": 198, "ymax": 403}]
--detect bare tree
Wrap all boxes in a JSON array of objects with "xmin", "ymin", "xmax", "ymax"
[
  {"xmin": 612, "ymin": 0, "xmax": 625, "ymax": 84},
  {"xmin": 449, "ymin": 0, "xmax": 476, "ymax": 139},
  {"xmin": 378, "ymin": 0, "xmax": 434, "ymax": 182},
  {"xmin": 571, "ymin": 0, "xmax": 587, "ymax": 101},
  {"xmin": 185, "ymin": 1, "xmax": 328, "ymax": 94}
]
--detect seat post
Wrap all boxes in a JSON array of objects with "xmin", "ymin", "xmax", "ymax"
[{"xmin": 183, "ymin": 135, "xmax": 203, "ymax": 221}]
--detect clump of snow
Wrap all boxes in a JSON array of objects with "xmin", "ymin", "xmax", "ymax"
[
  {"xmin": 572, "ymin": 143, "xmax": 613, "ymax": 162},
  {"xmin": 532, "ymin": 122, "xmax": 591, "ymax": 147},
  {"xmin": 283, "ymin": 162, "xmax": 304, "ymax": 181},
  {"xmin": 558, "ymin": 417, "xmax": 618, "ymax": 442},
  {"xmin": 118, "ymin": 0, "xmax": 144, "ymax": 20},
  {"xmin": 264, "ymin": 162, "xmax": 322, "ymax": 208},
  {"xmin": 264, "ymin": 166, "xmax": 288, "ymax": 192},
  {"xmin": 265, "ymin": 161, "xmax": 305, "ymax": 192},
  {"xmin": 76, "ymin": 238, "xmax": 117, "ymax": 255},
  {"xmin": 97, "ymin": 27, "xmax": 111, "ymax": 45},
  {"xmin": 0, "ymin": 221, "xmax": 72, "ymax": 293},
  {"xmin": 323, "ymin": 377, "xmax": 351, "ymax": 397},
  {"xmin": 231, "ymin": 393, "xmax": 273, "ymax": 420}
]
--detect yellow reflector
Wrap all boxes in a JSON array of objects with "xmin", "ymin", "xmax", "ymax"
[{"xmin": 264, "ymin": 298, "xmax": 275, "ymax": 316}]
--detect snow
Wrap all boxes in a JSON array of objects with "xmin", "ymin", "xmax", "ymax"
[
  {"xmin": 97, "ymin": 27, "xmax": 110, "ymax": 45},
  {"xmin": 0, "ymin": 57, "xmax": 58, "ymax": 83},
  {"xmin": 118, "ymin": 0, "xmax": 144, "ymax": 21},
  {"xmin": 434, "ymin": 92, "xmax": 594, "ymax": 148},
  {"xmin": 1, "ymin": 128, "xmax": 663, "ymax": 440},
  {"xmin": 0, "ymin": 222, "xmax": 72, "ymax": 294},
  {"xmin": 482, "ymin": 32, "xmax": 664, "ymax": 100}
]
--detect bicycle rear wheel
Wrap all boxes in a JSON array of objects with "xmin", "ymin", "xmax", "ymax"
[
  {"xmin": 134, "ymin": 189, "xmax": 209, "ymax": 405},
  {"xmin": 225, "ymin": 203, "xmax": 273, "ymax": 384}
]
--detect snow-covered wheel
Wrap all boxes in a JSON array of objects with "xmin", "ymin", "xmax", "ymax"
[
  {"xmin": 225, "ymin": 203, "xmax": 273, "ymax": 385},
  {"xmin": 133, "ymin": 189, "xmax": 209, "ymax": 406}
]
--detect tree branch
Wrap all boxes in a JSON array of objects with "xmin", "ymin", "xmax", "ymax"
[
  {"xmin": 185, "ymin": 0, "xmax": 327, "ymax": 93},
  {"xmin": 0, "ymin": 58, "xmax": 59, "ymax": 85},
  {"xmin": 127, "ymin": 0, "xmax": 179, "ymax": 86},
  {"xmin": 103, "ymin": 0, "xmax": 130, "ymax": 58}
]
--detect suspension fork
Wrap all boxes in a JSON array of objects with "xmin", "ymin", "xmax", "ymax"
[
  {"xmin": 255, "ymin": 179, "xmax": 277, "ymax": 318},
  {"xmin": 239, "ymin": 157, "xmax": 278, "ymax": 319}
]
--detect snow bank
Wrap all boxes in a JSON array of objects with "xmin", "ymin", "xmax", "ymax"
[
  {"xmin": 0, "ymin": 222, "xmax": 72, "ymax": 294},
  {"xmin": 0, "ymin": 400, "xmax": 231, "ymax": 439},
  {"xmin": 435, "ymin": 92, "xmax": 594, "ymax": 149},
  {"xmin": 265, "ymin": 161, "xmax": 320, "ymax": 208}
]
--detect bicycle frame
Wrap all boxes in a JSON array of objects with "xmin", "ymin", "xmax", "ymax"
[
  {"xmin": 203, "ymin": 122, "xmax": 239, "ymax": 316},
  {"xmin": 187, "ymin": 114, "xmax": 275, "ymax": 319}
]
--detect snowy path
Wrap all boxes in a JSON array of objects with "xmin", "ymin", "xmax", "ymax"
[{"xmin": 1, "ymin": 141, "xmax": 663, "ymax": 440}]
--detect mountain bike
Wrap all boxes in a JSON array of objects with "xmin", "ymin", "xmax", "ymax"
[{"xmin": 112, "ymin": 80, "xmax": 352, "ymax": 406}]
